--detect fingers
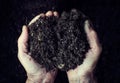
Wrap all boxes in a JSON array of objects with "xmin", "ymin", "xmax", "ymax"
[
  {"xmin": 29, "ymin": 11, "xmax": 59, "ymax": 25},
  {"xmin": 45, "ymin": 11, "xmax": 59, "ymax": 17}
]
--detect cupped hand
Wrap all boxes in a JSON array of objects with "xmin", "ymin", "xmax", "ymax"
[
  {"xmin": 67, "ymin": 20, "xmax": 102, "ymax": 83},
  {"xmin": 18, "ymin": 11, "xmax": 58, "ymax": 83}
]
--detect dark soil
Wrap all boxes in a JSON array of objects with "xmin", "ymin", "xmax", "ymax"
[{"xmin": 28, "ymin": 9, "xmax": 90, "ymax": 71}]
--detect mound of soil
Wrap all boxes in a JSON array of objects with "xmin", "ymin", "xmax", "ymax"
[{"xmin": 28, "ymin": 9, "xmax": 90, "ymax": 71}]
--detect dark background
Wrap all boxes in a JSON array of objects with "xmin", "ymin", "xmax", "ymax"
[{"xmin": 0, "ymin": 0, "xmax": 120, "ymax": 83}]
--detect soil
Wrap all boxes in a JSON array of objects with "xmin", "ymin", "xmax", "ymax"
[{"xmin": 28, "ymin": 9, "xmax": 90, "ymax": 71}]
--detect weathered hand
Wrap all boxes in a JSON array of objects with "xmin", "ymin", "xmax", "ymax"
[
  {"xmin": 18, "ymin": 11, "xmax": 58, "ymax": 83},
  {"xmin": 67, "ymin": 20, "xmax": 102, "ymax": 83}
]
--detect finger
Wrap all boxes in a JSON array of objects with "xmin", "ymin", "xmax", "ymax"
[
  {"xmin": 28, "ymin": 13, "xmax": 45, "ymax": 25},
  {"xmin": 18, "ymin": 25, "xmax": 28, "ymax": 54},
  {"xmin": 45, "ymin": 11, "xmax": 53, "ymax": 17},
  {"xmin": 53, "ymin": 11, "xmax": 59, "ymax": 17},
  {"xmin": 84, "ymin": 20, "xmax": 92, "ymax": 35},
  {"xmin": 84, "ymin": 20, "xmax": 94, "ymax": 46}
]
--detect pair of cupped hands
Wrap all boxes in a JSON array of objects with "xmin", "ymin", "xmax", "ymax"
[{"xmin": 18, "ymin": 11, "xmax": 102, "ymax": 83}]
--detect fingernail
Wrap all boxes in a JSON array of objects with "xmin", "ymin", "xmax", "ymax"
[
  {"xmin": 46, "ymin": 11, "xmax": 53, "ymax": 16},
  {"xmin": 53, "ymin": 11, "xmax": 59, "ymax": 17}
]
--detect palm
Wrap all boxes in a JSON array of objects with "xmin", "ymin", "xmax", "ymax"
[
  {"xmin": 18, "ymin": 11, "xmax": 58, "ymax": 82},
  {"xmin": 67, "ymin": 20, "xmax": 102, "ymax": 80}
]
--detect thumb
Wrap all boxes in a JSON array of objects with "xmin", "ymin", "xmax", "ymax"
[
  {"xmin": 20, "ymin": 25, "xmax": 28, "ymax": 43},
  {"xmin": 18, "ymin": 25, "xmax": 28, "ymax": 54}
]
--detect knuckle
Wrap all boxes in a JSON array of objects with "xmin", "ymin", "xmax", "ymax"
[
  {"xmin": 17, "ymin": 36, "xmax": 22, "ymax": 44},
  {"xmin": 95, "ymin": 45, "xmax": 102, "ymax": 55},
  {"xmin": 91, "ymin": 30, "xmax": 97, "ymax": 36}
]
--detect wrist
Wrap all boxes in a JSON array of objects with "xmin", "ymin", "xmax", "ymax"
[
  {"xmin": 26, "ymin": 77, "xmax": 55, "ymax": 83},
  {"xmin": 26, "ymin": 74, "xmax": 43, "ymax": 83},
  {"xmin": 79, "ymin": 72, "xmax": 97, "ymax": 83},
  {"xmin": 68, "ymin": 72, "xmax": 96, "ymax": 83},
  {"xmin": 26, "ymin": 78, "xmax": 42, "ymax": 83},
  {"xmin": 26, "ymin": 73, "xmax": 56, "ymax": 83},
  {"xmin": 79, "ymin": 71, "xmax": 93, "ymax": 78}
]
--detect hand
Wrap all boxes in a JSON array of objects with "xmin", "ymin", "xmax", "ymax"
[
  {"xmin": 17, "ymin": 11, "xmax": 58, "ymax": 83},
  {"xmin": 67, "ymin": 20, "xmax": 102, "ymax": 83}
]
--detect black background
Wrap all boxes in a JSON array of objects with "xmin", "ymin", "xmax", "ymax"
[{"xmin": 0, "ymin": 0, "xmax": 120, "ymax": 83}]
